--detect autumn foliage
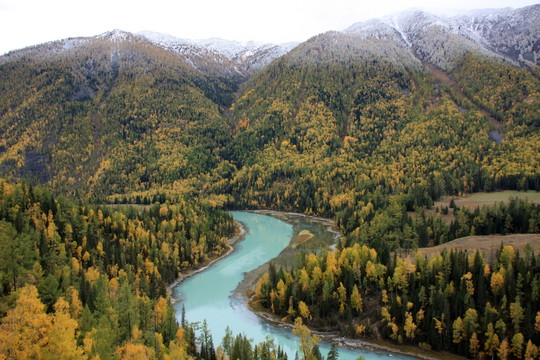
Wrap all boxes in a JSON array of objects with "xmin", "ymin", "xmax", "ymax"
[
  {"xmin": 256, "ymin": 244, "xmax": 540, "ymax": 359},
  {"xmin": 0, "ymin": 179, "xmax": 234, "ymax": 359}
]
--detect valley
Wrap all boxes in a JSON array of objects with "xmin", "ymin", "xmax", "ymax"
[{"xmin": 0, "ymin": 3, "xmax": 539, "ymax": 360}]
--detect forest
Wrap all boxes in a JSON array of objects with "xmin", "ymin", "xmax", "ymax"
[
  {"xmin": 0, "ymin": 179, "xmax": 235, "ymax": 359},
  {"xmin": 255, "ymin": 228, "xmax": 539, "ymax": 358},
  {"xmin": 0, "ymin": 22, "xmax": 539, "ymax": 360}
]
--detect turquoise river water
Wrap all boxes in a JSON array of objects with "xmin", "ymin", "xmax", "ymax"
[{"xmin": 172, "ymin": 211, "xmax": 416, "ymax": 360}]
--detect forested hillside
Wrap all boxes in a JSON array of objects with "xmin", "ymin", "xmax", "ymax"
[
  {"xmin": 254, "ymin": 201, "xmax": 540, "ymax": 357},
  {"xmin": 0, "ymin": 5, "xmax": 539, "ymax": 359},
  {"xmin": 0, "ymin": 31, "xmax": 238, "ymax": 198},
  {"xmin": 0, "ymin": 179, "xmax": 235, "ymax": 358},
  {"xmin": 221, "ymin": 35, "xmax": 539, "ymax": 256}
]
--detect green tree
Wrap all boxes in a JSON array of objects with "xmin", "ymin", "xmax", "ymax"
[
  {"xmin": 327, "ymin": 343, "xmax": 339, "ymax": 360},
  {"xmin": 0, "ymin": 221, "xmax": 35, "ymax": 293},
  {"xmin": 511, "ymin": 333, "xmax": 524, "ymax": 359},
  {"xmin": 510, "ymin": 298, "xmax": 524, "ymax": 333},
  {"xmin": 485, "ymin": 323, "xmax": 500, "ymax": 359}
]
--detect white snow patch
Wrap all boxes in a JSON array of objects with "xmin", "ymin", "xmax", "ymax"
[
  {"xmin": 98, "ymin": 29, "xmax": 130, "ymax": 42},
  {"xmin": 62, "ymin": 38, "xmax": 88, "ymax": 51}
]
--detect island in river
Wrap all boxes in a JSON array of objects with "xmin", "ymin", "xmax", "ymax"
[{"xmin": 172, "ymin": 211, "xmax": 462, "ymax": 360}]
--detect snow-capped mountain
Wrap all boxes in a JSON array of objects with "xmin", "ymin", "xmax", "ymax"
[
  {"xmin": 344, "ymin": 4, "xmax": 540, "ymax": 69},
  {"xmin": 138, "ymin": 31, "xmax": 298, "ymax": 74},
  {"xmin": 0, "ymin": 29, "xmax": 298, "ymax": 80},
  {"xmin": 453, "ymin": 6, "xmax": 540, "ymax": 65},
  {"xmin": 1, "ymin": 4, "xmax": 537, "ymax": 78}
]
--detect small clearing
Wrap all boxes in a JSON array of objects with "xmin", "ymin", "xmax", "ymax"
[
  {"xmin": 409, "ymin": 191, "xmax": 540, "ymax": 225},
  {"xmin": 435, "ymin": 191, "xmax": 540, "ymax": 209},
  {"xmin": 400, "ymin": 233, "xmax": 540, "ymax": 263}
]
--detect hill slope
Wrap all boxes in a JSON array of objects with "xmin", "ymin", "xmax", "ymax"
[
  {"xmin": 0, "ymin": 30, "xmax": 242, "ymax": 198},
  {"xmin": 0, "ymin": 6, "xmax": 538, "ymax": 215},
  {"xmin": 225, "ymin": 7, "xmax": 539, "ymax": 211}
]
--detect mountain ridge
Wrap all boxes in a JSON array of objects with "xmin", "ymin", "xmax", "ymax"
[
  {"xmin": 2, "ymin": 4, "xmax": 538, "ymax": 73},
  {"xmin": 0, "ymin": 4, "xmax": 538, "ymax": 201},
  {"xmin": 138, "ymin": 30, "xmax": 299, "ymax": 74},
  {"xmin": 0, "ymin": 28, "xmax": 298, "ymax": 79},
  {"xmin": 344, "ymin": 4, "xmax": 539, "ymax": 68}
]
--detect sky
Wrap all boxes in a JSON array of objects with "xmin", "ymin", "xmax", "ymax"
[{"xmin": 0, "ymin": 0, "xmax": 538, "ymax": 55}]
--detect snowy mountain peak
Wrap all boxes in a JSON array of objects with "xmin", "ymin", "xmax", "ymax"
[
  {"xmin": 344, "ymin": 5, "xmax": 540, "ymax": 68},
  {"xmin": 190, "ymin": 37, "xmax": 264, "ymax": 59},
  {"xmin": 137, "ymin": 30, "xmax": 188, "ymax": 46},
  {"xmin": 345, "ymin": 9, "xmax": 455, "ymax": 39},
  {"xmin": 1, "ymin": 5, "xmax": 536, "ymax": 76},
  {"xmin": 98, "ymin": 29, "xmax": 133, "ymax": 42},
  {"xmin": 138, "ymin": 31, "xmax": 297, "ymax": 62},
  {"xmin": 137, "ymin": 31, "xmax": 298, "ymax": 75}
]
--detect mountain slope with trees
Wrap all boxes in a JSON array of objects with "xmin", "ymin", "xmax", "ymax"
[
  {"xmin": 221, "ymin": 27, "xmax": 539, "ymax": 253},
  {"xmin": 0, "ymin": 5, "xmax": 539, "ymax": 359},
  {"xmin": 0, "ymin": 30, "xmax": 240, "ymax": 199}
]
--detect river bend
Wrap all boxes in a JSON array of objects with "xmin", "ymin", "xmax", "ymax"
[{"xmin": 172, "ymin": 211, "xmax": 416, "ymax": 360}]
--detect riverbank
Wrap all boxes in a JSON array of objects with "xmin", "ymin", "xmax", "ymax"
[
  {"xmin": 232, "ymin": 210, "xmax": 337, "ymax": 306},
  {"xmin": 254, "ymin": 210, "xmax": 342, "ymax": 248},
  {"xmin": 167, "ymin": 220, "xmax": 246, "ymax": 303},
  {"xmin": 250, "ymin": 308, "xmax": 450, "ymax": 360},
  {"xmin": 236, "ymin": 211, "xmax": 462, "ymax": 360}
]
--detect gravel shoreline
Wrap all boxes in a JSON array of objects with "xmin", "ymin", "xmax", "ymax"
[{"xmin": 250, "ymin": 307, "xmax": 439, "ymax": 360}]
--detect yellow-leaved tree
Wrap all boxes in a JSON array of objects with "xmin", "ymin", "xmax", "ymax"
[
  {"xmin": 116, "ymin": 342, "xmax": 155, "ymax": 360},
  {"xmin": 44, "ymin": 297, "xmax": 85, "ymax": 359},
  {"xmin": 0, "ymin": 284, "xmax": 85, "ymax": 360},
  {"xmin": 293, "ymin": 317, "xmax": 320, "ymax": 360},
  {"xmin": 298, "ymin": 301, "xmax": 312, "ymax": 321},
  {"xmin": 0, "ymin": 284, "xmax": 52, "ymax": 359}
]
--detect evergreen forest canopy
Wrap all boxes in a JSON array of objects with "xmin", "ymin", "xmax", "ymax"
[{"xmin": 0, "ymin": 9, "xmax": 539, "ymax": 359}]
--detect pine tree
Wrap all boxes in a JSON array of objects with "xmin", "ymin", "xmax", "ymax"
[{"xmin": 324, "ymin": 344, "xmax": 338, "ymax": 360}]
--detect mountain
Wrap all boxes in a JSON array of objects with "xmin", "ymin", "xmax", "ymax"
[
  {"xmin": 0, "ymin": 5, "xmax": 538, "ymax": 208},
  {"xmin": 1, "ymin": 29, "xmax": 297, "ymax": 80},
  {"xmin": 225, "ymin": 5, "xmax": 539, "ymax": 223},
  {"xmin": 344, "ymin": 5, "xmax": 540, "ymax": 69},
  {"xmin": 0, "ymin": 28, "xmax": 298, "ymax": 199},
  {"xmin": 0, "ymin": 29, "xmax": 242, "ymax": 197},
  {"xmin": 138, "ymin": 31, "xmax": 298, "ymax": 75}
]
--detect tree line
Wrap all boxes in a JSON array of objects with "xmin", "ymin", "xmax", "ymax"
[{"xmin": 254, "ymin": 242, "xmax": 539, "ymax": 359}]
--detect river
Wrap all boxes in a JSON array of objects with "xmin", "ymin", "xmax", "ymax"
[{"xmin": 172, "ymin": 211, "xmax": 416, "ymax": 360}]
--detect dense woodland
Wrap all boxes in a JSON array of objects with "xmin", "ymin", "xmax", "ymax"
[
  {"xmin": 0, "ymin": 37, "xmax": 238, "ymax": 198},
  {"xmin": 0, "ymin": 24, "xmax": 539, "ymax": 360},
  {"xmin": 255, "ymin": 230, "xmax": 540, "ymax": 358},
  {"xmin": 0, "ymin": 179, "xmax": 235, "ymax": 359},
  {"xmin": 218, "ymin": 53, "xmax": 540, "ymax": 261}
]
